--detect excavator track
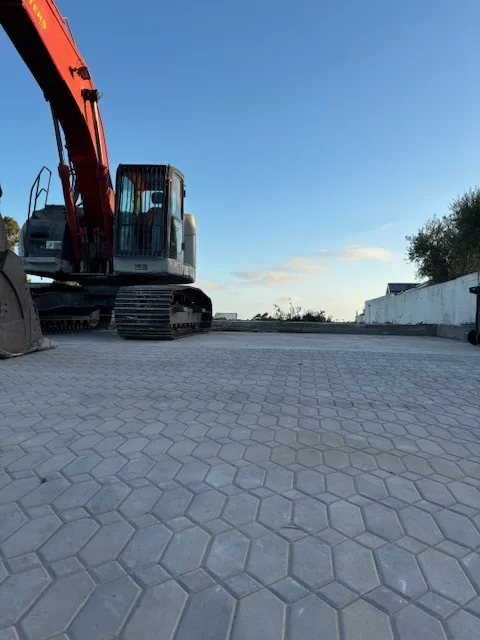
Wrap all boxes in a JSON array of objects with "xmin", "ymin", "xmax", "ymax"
[
  {"xmin": 40, "ymin": 310, "xmax": 102, "ymax": 334},
  {"xmin": 114, "ymin": 285, "xmax": 212, "ymax": 340}
]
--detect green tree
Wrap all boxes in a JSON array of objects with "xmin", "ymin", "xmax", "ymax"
[
  {"xmin": 449, "ymin": 187, "xmax": 480, "ymax": 278},
  {"xmin": 3, "ymin": 216, "xmax": 20, "ymax": 250},
  {"xmin": 406, "ymin": 186, "xmax": 480, "ymax": 283},
  {"xmin": 406, "ymin": 215, "xmax": 453, "ymax": 283}
]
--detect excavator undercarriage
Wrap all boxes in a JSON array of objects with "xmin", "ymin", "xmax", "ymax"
[
  {"xmin": 115, "ymin": 285, "xmax": 212, "ymax": 340},
  {"xmin": 0, "ymin": 213, "xmax": 53, "ymax": 357}
]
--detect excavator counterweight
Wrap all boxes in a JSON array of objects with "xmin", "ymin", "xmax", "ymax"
[{"xmin": 0, "ymin": 210, "xmax": 53, "ymax": 358}]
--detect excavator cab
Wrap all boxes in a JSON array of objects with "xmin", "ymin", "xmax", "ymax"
[{"xmin": 113, "ymin": 164, "xmax": 196, "ymax": 284}]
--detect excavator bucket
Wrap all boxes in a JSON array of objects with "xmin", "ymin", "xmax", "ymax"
[{"xmin": 0, "ymin": 214, "xmax": 54, "ymax": 358}]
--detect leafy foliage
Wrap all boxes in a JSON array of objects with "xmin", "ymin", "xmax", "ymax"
[
  {"xmin": 406, "ymin": 186, "xmax": 480, "ymax": 283},
  {"xmin": 3, "ymin": 216, "xmax": 20, "ymax": 249},
  {"xmin": 252, "ymin": 300, "xmax": 333, "ymax": 322}
]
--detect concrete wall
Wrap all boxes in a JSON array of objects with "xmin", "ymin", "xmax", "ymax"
[
  {"xmin": 212, "ymin": 320, "xmax": 437, "ymax": 336},
  {"xmin": 364, "ymin": 272, "xmax": 479, "ymax": 325}
]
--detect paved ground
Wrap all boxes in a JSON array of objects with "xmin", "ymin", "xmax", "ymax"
[{"xmin": 1, "ymin": 331, "xmax": 480, "ymax": 640}]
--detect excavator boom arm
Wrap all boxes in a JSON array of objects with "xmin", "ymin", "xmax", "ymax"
[{"xmin": 0, "ymin": 0, "xmax": 114, "ymax": 257}]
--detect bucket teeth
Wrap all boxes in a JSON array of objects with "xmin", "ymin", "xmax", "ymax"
[{"xmin": 0, "ymin": 214, "xmax": 54, "ymax": 358}]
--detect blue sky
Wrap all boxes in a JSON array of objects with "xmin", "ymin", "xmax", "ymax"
[{"xmin": 1, "ymin": 0, "xmax": 480, "ymax": 319}]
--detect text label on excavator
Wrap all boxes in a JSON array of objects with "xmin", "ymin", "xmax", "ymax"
[{"xmin": 26, "ymin": 0, "xmax": 47, "ymax": 30}]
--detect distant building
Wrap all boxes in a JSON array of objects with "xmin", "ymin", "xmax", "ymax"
[
  {"xmin": 214, "ymin": 312, "xmax": 238, "ymax": 320},
  {"xmin": 385, "ymin": 283, "xmax": 417, "ymax": 296}
]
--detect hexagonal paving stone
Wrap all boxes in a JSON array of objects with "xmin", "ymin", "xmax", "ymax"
[
  {"xmin": 235, "ymin": 465, "xmax": 267, "ymax": 490},
  {"xmin": 350, "ymin": 451, "xmax": 377, "ymax": 471},
  {"xmin": 205, "ymin": 463, "xmax": 237, "ymax": 488},
  {"xmin": 120, "ymin": 524, "xmax": 172, "ymax": 570},
  {"xmin": 175, "ymin": 585, "xmax": 235, "ymax": 640},
  {"xmin": 291, "ymin": 536, "xmax": 333, "ymax": 589},
  {"xmin": 342, "ymin": 599, "xmax": 394, "ymax": 640},
  {"xmin": 223, "ymin": 493, "xmax": 259, "ymax": 526},
  {"xmin": 375, "ymin": 543, "xmax": 427, "ymax": 599},
  {"xmin": 265, "ymin": 468, "xmax": 294, "ymax": 493},
  {"xmin": 246, "ymin": 532, "xmax": 288, "ymax": 585},
  {"xmin": 230, "ymin": 589, "xmax": 286, "ymax": 640},
  {"xmin": 79, "ymin": 521, "xmax": 134, "ymax": 567},
  {"xmin": 40, "ymin": 519, "xmax": 99, "ymax": 562},
  {"xmin": 205, "ymin": 530, "xmax": 250, "ymax": 579},
  {"xmin": 356, "ymin": 474, "xmax": 388, "ymax": 500},
  {"xmin": 219, "ymin": 443, "xmax": 246, "ymax": 462},
  {"xmin": 147, "ymin": 456, "xmax": 182, "ymax": 483},
  {"xmin": 123, "ymin": 581, "xmax": 187, "ymax": 640},
  {"xmin": 362, "ymin": 503, "xmax": 404, "ymax": 541},
  {"xmin": 461, "ymin": 552, "xmax": 480, "ymax": 590},
  {"xmin": 333, "ymin": 540, "xmax": 380, "ymax": 594},
  {"xmin": 325, "ymin": 472, "xmax": 355, "ymax": 498},
  {"xmin": 161, "ymin": 526, "xmax": 210, "ymax": 576},
  {"xmin": 433, "ymin": 508, "xmax": 480, "ymax": 548},
  {"xmin": 244, "ymin": 444, "xmax": 270, "ymax": 463},
  {"xmin": 323, "ymin": 450, "xmax": 349, "ymax": 470},
  {"xmin": 385, "ymin": 477, "xmax": 421, "ymax": 504},
  {"xmin": 257, "ymin": 495, "xmax": 292, "ymax": 530},
  {"xmin": 448, "ymin": 481, "xmax": 480, "ymax": 509},
  {"xmin": 1, "ymin": 514, "xmax": 62, "ymax": 558},
  {"xmin": 293, "ymin": 497, "xmax": 328, "ymax": 533},
  {"xmin": 186, "ymin": 490, "xmax": 226, "ymax": 524},
  {"xmin": 53, "ymin": 480, "xmax": 101, "ymax": 511},
  {"xmin": 398, "ymin": 506, "xmax": 443, "ymax": 545},
  {"xmin": 153, "ymin": 484, "xmax": 193, "ymax": 521},
  {"xmin": 0, "ymin": 509, "xmax": 27, "ymax": 544},
  {"xmin": 20, "ymin": 571, "xmax": 96, "ymax": 640},
  {"xmin": 416, "ymin": 478, "xmax": 455, "ymax": 507},
  {"xmin": 377, "ymin": 453, "xmax": 406, "ymax": 475},
  {"xmin": 297, "ymin": 448, "xmax": 323, "ymax": 468},
  {"xmin": 68, "ymin": 575, "xmax": 140, "ymax": 640},
  {"xmin": 418, "ymin": 548, "xmax": 476, "ymax": 604},
  {"xmin": 118, "ymin": 485, "xmax": 162, "ymax": 518},
  {"xmin": 0, "ymin": 567, "xmax": 51, "ymax": 627},
  {"xmin": 20, "ymin": 477, "xmax": 71, "ymax": 508},
  {"xmin": 288, "ymin": 594, "xmax": 339, "ymax": 639},
  {"xmin": 85, "ymin": 482, "xmax": 131, "ymax": 515},
  {"xmin": 294, "ymin": 469, "xmax": 325, "ymax": 495},
  {"xmin": 446, "ymin": 609, "xmax": 480, "ymax": 640},
  {"xmin": 117, "ymin": 456, "xmax": 155, "ymax": 481},
  {"xmin": 329, "ymin": 500, "xmax": 365, "ymax": 537},
  {"xmin": 395, "ymin": 604, "xmax": 448, "ymax": 640}
]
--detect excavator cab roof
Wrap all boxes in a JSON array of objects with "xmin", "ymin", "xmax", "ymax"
[{"xmin": 116, "ymin": 165, "xmax": 184, "ymax": 192}]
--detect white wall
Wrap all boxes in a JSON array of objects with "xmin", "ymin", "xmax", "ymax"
[{"xmin": 364, "ymin": 272, "xmax": 480, "ymax": 325}]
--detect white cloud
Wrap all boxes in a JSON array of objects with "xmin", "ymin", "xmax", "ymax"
[
  {"xmin": 340, "ymin": 246, "xmax": 394, "ymax": 261},
  {"xmin": 283, "ymin": 257, "xmax": 325, "ymax": 271},
  {"xmin": 195, "ymin": 279, "xmax": 226, "ymax": 293},
  {"xmin": 231, "ymin": 271, "xmax": 262, "ymax": 281},
  {"xmin": 231, "ymin": 245, "xmax": 393, "ymax": 286}
]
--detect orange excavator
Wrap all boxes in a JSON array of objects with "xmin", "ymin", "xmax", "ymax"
[{"xmin": 0, "ymin": 0, "xmax": 212, "ymax": 355}]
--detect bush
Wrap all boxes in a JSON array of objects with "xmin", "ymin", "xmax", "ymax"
[{"xmin": 252, "ymin": 300, "xmax": 332, "ymax": 322}]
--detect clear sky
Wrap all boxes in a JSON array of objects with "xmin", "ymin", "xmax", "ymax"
[{"xmin": 1, "ymin": 0, "xmax": 480, "ymax": 319}]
